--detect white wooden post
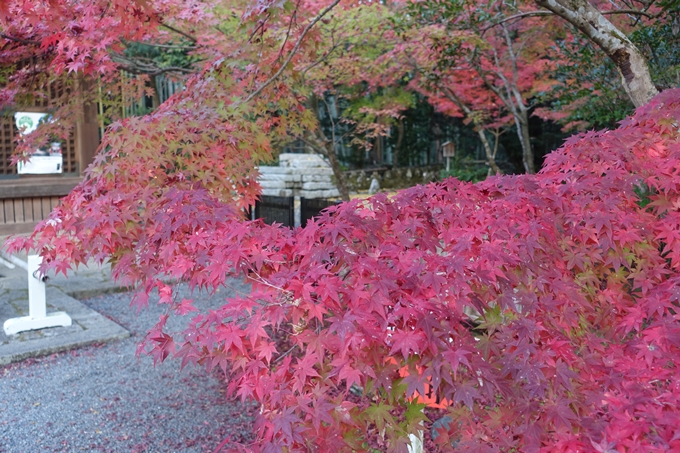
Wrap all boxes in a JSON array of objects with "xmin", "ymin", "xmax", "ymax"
[
  {"xmin": 408, "ymin": 431, "xmax": 424, "ymax": 453},
  {"xmin": 3, "ymin": 255, "xmax": 72, "ymax": 335},
  {"xmin": 407, "ymin": 407, "xmax": 425, "ymax": 453}
]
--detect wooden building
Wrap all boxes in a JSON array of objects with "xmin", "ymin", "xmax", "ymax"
[{"xmin": 0, "ymin": 82, "xmax": 100, "ymax": 235}]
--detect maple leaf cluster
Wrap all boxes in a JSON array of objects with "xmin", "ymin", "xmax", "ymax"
[
  {"xmin": 4, "ymin": 0, "xmax": 680, "ymax": 451},
  {"xmin": 10, "ymin": 78, "xmax": 680, "ymax": 451}
]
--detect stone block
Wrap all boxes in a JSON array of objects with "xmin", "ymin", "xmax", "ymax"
[
  {"xmin": 259, "ymin": 181, "xmax": 288, "ymax": 189},
  {"xmin": 261, "ymin": 188, "xmax": 294, "ymax": 197},
  {"xmin": 298, "ymin": 189, "xmax": 340, "ymax": 198},
  {"xmin": 257, "ymin": 166, "xmax": 295, "ymax": 175},
  {"xmin": 279, "ymin": 154, "xmax": 329, "ymax": 168},
  {"xmin": 259, "ymin": 173, "xmax": 302, "ymax": 183},
  {"xmin": 302, "ymin": 174, "xmax": 334, "ymax": 182},
  {"xmin": 295, "ymin": 168, "xmax": 334, "ymax": 176},
  {"xmin": 302, "ymin": 182, "xmax": 336, "ymax": 191}
]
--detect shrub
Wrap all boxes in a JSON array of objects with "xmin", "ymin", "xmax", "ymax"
[
  {"xmin": 439, "ymin": 156, "xmax": 489, "ymax": 182},
  {"xmin": 11, "ymin": 89, "xmax": 680, "ymax": 452}
]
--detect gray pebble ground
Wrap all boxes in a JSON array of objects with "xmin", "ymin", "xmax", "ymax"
[{"xmin": 0, "ymin": 279, "xmax": 257, "ymax": 453}]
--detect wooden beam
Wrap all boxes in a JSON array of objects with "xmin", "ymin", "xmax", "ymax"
[
  {"xmin": 0, "ymin": 220, "xmax": 39, "ymax": 236},
  {"xmin": 75, "ymin": 78, "xmax": 101, "ymax": 176},
  {"xmin": 0, "ymin": 176, "xmax": 81, "ymax": 199}
]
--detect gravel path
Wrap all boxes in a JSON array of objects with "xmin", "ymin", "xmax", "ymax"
[{"xmin": 0, "ymin": 280, "xmax": 257, "ymax": 453}]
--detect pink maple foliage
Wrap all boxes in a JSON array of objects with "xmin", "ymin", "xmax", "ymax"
[
  {"xmin": 3, "ymin": 0, "xmax": 680, "ymax": 451},
  {"xmin": 11, "ymin": 84, "xmax": 680, "ymax": 451}
]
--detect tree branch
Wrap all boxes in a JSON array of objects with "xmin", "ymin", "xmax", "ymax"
[
  {"xmin": 300, "ymin": 39, "xmax": 343, "ymax": 78},
  {"xmin": 276, "ymin": 0, "xmax": 301, "ymax": 64},
  {"xmin": 159, "ymin": 22, "xmax": 198, "ymax": 43},
  {"xmin": 142, "ymin": 66, "xmax": 194, "ymax": 76},
  {"xmin": 534, "ymin": 0, "xmax": 658, "ymax": 107},
  {"xmin": 248, "ymin": 13, "xmax": 271, "ymax": 43},
  {"xmin": 111, "ymin": 52, "xmax": 195, "ymax": 76},
  {"xmin": 297, "ymin": 134, "xmax": 327, "ymax": 155},
  {"xmin": 481, "ymin": 6, "xmax": 659, "ymax": 32},
  {"xmin": 243, "ymin": 0, "xmax": 341, "ymax": 104},
  {"xmin": 601, "ymin": 8, "xmax": 660, "ymax": 19},
  {"xmin": 0, "ymin": 33, "xmax": 40, "ymax": 45},
  {"xmin": 481, "ymin": 11, "xmax": 553, "ymax": 32},
  {"xmin": 136, "ymin": 42, "xmax": 197, "ymax": 50}
]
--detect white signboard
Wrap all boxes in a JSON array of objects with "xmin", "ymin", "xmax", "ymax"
[
  {"xmin": 18, "ymin": 155, "xmax": 63, "ymax": 174},
  {"xmin": 15, "ymin": 112, "xmax": 48, "ymax": 135},
  {"xmin": 14, "ymin": 112, "xmax": 63, "ymax": 174}
]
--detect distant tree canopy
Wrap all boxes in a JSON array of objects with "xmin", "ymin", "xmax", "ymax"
[{"xmin": 2, "ymin": 0, "xmax": 676, "ymax": 176}]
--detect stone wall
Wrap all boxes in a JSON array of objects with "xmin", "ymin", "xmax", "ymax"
[
  {"xmin": 344, "ymin": 165, "xmax": 441, "ymax": 192},
  {"xmin": 259, "ymin": 155, "xmax": 442, "ymax": 198},
  {"xmin": 258, "ymin": 154, "xmax": 340, "ymax": 198}
]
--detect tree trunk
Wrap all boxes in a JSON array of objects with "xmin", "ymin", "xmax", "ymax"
[
  {"xmin": 393, "ymin": 117, "xmax": 404, "ymax": 168},
  {"xmin": 475, "ymin": 126, "xmax": 503, "ymax": 175},
  {"xmin": 372, "ymin": 135, "xmax": 381, "ymax": 165},
  {"xmin": 534, "ymin": 0, "xmax": 658, "ymax": 107},
  {"xmin": 321, "ymin": 137, "xmax": 351, "ymax": 202},
  {"xmin": 307, "ymin": 95, "xmax": 351, "ymax": 201},
  {"xmin": 516, "ymin": 108, "xmax": 535, "ymax": 174},
  {"xmin": 439, "ymin": 86, "xmax": 502, "ymax": 175},
  {"xmin": 476, "ymin": 26, "xmax": 535, "ymax": 174}
]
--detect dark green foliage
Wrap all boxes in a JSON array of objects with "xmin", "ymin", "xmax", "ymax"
[
  {"xmin": 123, "ymin": 40, "xmax": 199, "ymax": 74},
  {"xmin": 547, "ymin": 35, "xmax": 634, "ymax": 130},
  {"xmin": 439, "ymin": 156, "xmax": 488, "ymax": 182},
  {"xmin": 631, "ymin": 17, "xmax": 680, "ymax": 91}
]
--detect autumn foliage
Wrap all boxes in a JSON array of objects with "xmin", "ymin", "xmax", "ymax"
[
  {"xmin": 4, "ymin": 0, "xmax": 680, "ymax": 451},
  {"xmin": 9, "ymin": 73, "xmax": 680, "ymax": 452}
]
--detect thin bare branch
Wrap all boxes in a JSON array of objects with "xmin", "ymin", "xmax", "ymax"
[
  {"xmin": 243, "ymin": 0, "xmax": 341, "ymax": 104},
  {"xmin": 276, "ymin": 0, "xmax": 301, "ymax": 64},
  {"xmin": 297, "ymin": 134, "xmax": 327, "ymax": 154},
  {"xmin": 601, "ymin": 8, "xmax": 660, "ymax": 18},
  {"xmin": 481, "ymin": 11, "xmax": 552, "ymax": 32},
  {"xmin": 159, "ymin": 22, "xmax": 198, "ymax": 43},
  {"xmin": 300, "ymin": 37, "xmax": 343, "ymax": 78},
  {"xmin": 248, "ymin": 13, "xmax": 271, "ymax": 43},
  {"xmin": 136, "ymin": 42, "xmax": 197, "ymax": 50},
  {"xmin": 111, "ymin": 52, "xmax": 195, "ymax": 76},
  {"xmin": 481, "ymin": 7, "xmax": 659, "ymax": 33}
]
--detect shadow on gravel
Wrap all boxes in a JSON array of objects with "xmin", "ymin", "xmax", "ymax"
[{"xmin": 0, "ymin": 279, "xmax": 257, "ymax": 453}]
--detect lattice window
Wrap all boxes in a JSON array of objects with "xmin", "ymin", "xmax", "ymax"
[
  {"xmin": 61, "ymin": 129, "xmax": 77, "ymax": 174},
  {"xmin": 0, "ymin": 75, "xmax": 78, "ymax": 175},
  {"xmin": 0, "ymin": 116, "xmax": 16, "ymax": 175},
  {"xmin": 0, "ymin": 114, "xmax": 77, "ymax": 175}
]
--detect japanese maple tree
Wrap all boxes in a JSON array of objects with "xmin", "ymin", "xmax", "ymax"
[
  {"xmin": 392, "ymin": 20, "xmax": 512, "ymax": 175},
  {"xmin": 396, "ymin": 0, "xmax": 586, "ymax": 174},
  {"xmin": 3, "ymin": 1, "xmax": 680, "ymax": 452}
]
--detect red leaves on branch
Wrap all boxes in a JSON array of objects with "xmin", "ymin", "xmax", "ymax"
[
  {"xmin": 10, "ymin": 88, "xmax": 680, "ymax": 451},
  {"xmin": 4, "ymin": 0, "xmax": 680, "ymax": 443}
]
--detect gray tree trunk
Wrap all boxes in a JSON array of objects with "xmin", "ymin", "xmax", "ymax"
[
  {"xmin": 475, "ymin": 126, "xmax": 504, "ymax": 175},
  {"xmin": 534, "ymin": 0, "xmax": 658, "ymax": 107},
  {"xmin": 320, "ymin": 136, "xmax": 351, "ymax": 202},
  {"xmin": 307, "ymin": 95, "xmax": 351, "ymax": 201},
  {"xmin": 516, "ymin": 107, "xmax": 535, "ymax": 174},
  {"xmin": 393, "ymin": 117, "xmax": 404, "ymax": 168}
]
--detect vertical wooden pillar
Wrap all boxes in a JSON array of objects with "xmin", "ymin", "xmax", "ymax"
[{"xmin": 75, "ymin": 78, "xmax": 100, "ymax": 176}]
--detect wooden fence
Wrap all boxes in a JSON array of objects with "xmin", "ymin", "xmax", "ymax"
[
  {"xmin": 254, "ymin": 196, "xmax": 295, "ymax": 227},
  {"xmin": 0, "ymin": 177, "xmax": 81, "ymax": 235},
  {"xmin": 249, "ymin": 196, "xmax": 338, "ymax": 228},
  {"xmin": 300, "ymin": 197, "xmax": 338, "ymax": 228}
]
